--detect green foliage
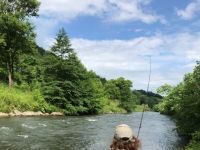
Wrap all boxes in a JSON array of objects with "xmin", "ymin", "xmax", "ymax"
[
  {"xmin": 0, "ymin": 66, "xmax": 7, "ymax": 82},
  {"xmin": 154, "ymin": 83, "xmax": 183, "ymax": 115},
  {"xmin": 105, "ymin": 77, "xmax": 137, "ymax": 112},
  {"xmin": 134, "ymin": 105, "xmax": 151, "ymax": 112},
  {"xmin": 51, "ymin": 28, "xmax": 73, "ymax": 59},
  {"xmin": 133, "ymin": 90, "xmax": 162, "ymax": 109},
  {"xmin": 0, "ymin": 0, "xmax": 40, "ymax": 17},
  {"xmin": 16, "ymin": 53, "xmax": 43, "ymax": 85},
  {"xmin": 101, "ymin": 99, "xmax": 126, "ymax": 114},
  {"xmin": 156, "ymin": 83, "xmax": 174, "ymax": 96},
  {"xmin": 185, "ymin": 131, "xmax": 200, "ymax": 150},
  {"xmin": 0, "ymin": 0, "xmax": 40, "ymax": 86},
  {"xmin": 0, "ymin": 35, "xmax": 5, "ymax": 46},
  {"xmin": 157, "ymin": 67, "xmax": 200, "ymax": 135},
  {"xmin": 40, "ymin": 28, "xmax": 108, "ymax": 115},
  {"xmin": 156, "ymin": 62, "xmax": 200, "ymax": 148},
  {"xmin": 105, "ymin": 80, "xmax": 121, "ymax": 100},
  {"xmin": 0, "ymin": 84, "xmax": 59, "ymax": 113},
  {"xmin": 0, "ymin": 0, "xmax": 39, "ymax": 85},
  {"xmin": 185, "ymin": 142, "xmax": 200, "ymax": 150}
]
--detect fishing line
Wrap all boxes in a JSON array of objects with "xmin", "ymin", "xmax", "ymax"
[{"xmin": 137, "ymin": 56, "xmax": 152, "ymax": 138}]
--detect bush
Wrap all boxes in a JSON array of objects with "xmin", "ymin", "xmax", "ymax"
[
  {"xmin": 185, "ymin": 131, "xmax": 200, "ymax": 150},
  {"xmin": 0, "ymin": 84, "xmax": 59, "ymax": 113},
  {"xmin": 100, "ymin": 98, "xmax": 126, "ymax": 114}
]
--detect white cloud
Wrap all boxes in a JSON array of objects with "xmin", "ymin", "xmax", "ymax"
[
  {"xmin": 39, "ymin": 0, "xmax": 106, "ymax": 21},
  {"xmin": 134, "ymin": 29, "xmax": 143, "ymax": 32},
  {"xmin": 163, "ymin": 33, "xmax": 200, "ymax": 60},
  {"xmin": 176, "ymin": 0, "xmax": 200, "ymax": 20},
  {"xmin": 107, "ymin": 0, "xmax": 165, "ymax": 23},
  {"xmin": 38, "ymin": 0, "xmax": 164, "ymax": 24},
  {"xmin": 64, "ymin": 33, "xmax": 200, "ymax": 91}
]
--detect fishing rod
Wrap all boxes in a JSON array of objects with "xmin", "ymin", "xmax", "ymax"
[{"xmin": 137, "ymin": 55, "xmax": 152, "ymax": 138}]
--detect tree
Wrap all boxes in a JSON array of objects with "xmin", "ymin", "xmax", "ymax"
[
  {"xmin": 105, "ymin": 77, "xmax": 136, "ymax": 112},
  {"xmin": 105, "ymin": 81, "xmax": 121, "ymax": 100},
  {"xmin": 42, "ymin": 28, "xmax": 104, "ymax": 115},
  {"xmin": 132, "ymin": 90, "xmax": 162, "ymax": 108},
  {"xmin": 156, "ymin": 83, "xmax": 174, "ymax": 96},
  {"xmin": 16, "ymin": 53, "xmax": 42, "ymax": 86},
  {"xmin": 51, "ymin": 28, "xmax": 73, "ymax": 59},
  {"xmin": 156, "ymin": 62, "xmax": 200, "ymax": 137},
  {"xmin": 0, "ymin": 0, "xmax": 40, "ymax": 86}
]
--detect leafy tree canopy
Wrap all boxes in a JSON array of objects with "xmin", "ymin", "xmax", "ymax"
[
  {"xmin": 0, "ymin": 0, "xmax": 40, "ymax": 86},
  {"xmin": 156, "ymin": 83, "xmax": 174, "ymax": 96}
]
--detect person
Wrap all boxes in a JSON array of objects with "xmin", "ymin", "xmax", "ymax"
[{"xmin": 110, "ymin": 124, "xmax": 141, "ymax": 150}]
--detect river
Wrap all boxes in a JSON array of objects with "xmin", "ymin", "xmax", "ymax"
[{"xmin": 0, "ymin": 112, "xmax": 183, "ymax": 150}]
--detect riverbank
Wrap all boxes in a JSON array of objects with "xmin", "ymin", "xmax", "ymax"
[
  {"xmin": 0, "ymin": 84, "xmax": 130, "ymax": 115},
  {"xmin": 0, "ymin": 84, "xmax": 151, "ymax": 118},
  {"xmin": 0, "ymin": 110, "xmax": 63, "ymax": 117}
]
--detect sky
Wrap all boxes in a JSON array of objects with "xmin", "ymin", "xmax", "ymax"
[{"xmin": 33, "ymin": 0, "xmax": 200, "ymax": 91}]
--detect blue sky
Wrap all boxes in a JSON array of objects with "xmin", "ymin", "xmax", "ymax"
[{"xmin": 34, "ymin": 0, "xmax": 200, "ymax": 91}]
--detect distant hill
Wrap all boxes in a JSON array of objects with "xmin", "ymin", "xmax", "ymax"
[{"xmin": 133, "ymin": 90, "xmax": 163, "ymax": 109}]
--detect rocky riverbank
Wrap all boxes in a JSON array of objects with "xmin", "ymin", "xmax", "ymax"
[{"xmin": 0, "ymin": 110, "xmax": 63, "ymax": 117}]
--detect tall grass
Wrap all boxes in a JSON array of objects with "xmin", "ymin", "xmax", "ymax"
[
  {"xmin": 0, "ymin": 84, "xmax": 143, "ymax": 114},
  {"xmin": 0, "ymin": 84, "xmax": 59, "ymax": 113}
]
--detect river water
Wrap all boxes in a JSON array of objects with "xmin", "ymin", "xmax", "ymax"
[{"xmin": 0, "ymin": 112, "xmax": 183, "ymax": 150}]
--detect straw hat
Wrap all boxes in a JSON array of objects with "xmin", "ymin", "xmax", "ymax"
[{"xmin": 114, "ymin": 124, "xmax": 133, "ymax": 140}]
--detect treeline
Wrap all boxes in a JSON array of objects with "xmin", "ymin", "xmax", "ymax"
[
  {"xmin": 155, "ymin": 62, "xmax": 200, "ymax": 150},
  {"xmin": 133, "ymin": 90, "xmax": 162, "ymax": 109}
]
